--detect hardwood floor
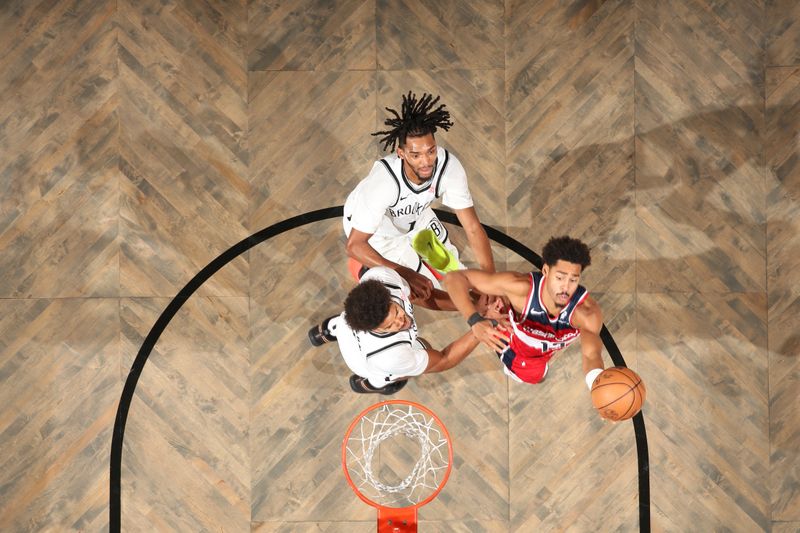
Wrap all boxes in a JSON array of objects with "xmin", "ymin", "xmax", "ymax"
[{"xmin": 0, "ymin": 0, "xmax": 797, "ymax": 531}]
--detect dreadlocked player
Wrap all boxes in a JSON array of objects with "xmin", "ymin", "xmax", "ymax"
[{"xmin": 343, "ymin": 92, "xmax": 496, "ymax": 300}]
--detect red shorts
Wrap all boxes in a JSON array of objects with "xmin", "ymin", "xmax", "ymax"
[{"xmin": 499, "ymin": 346, "xmax": 551, "ymax": 384}]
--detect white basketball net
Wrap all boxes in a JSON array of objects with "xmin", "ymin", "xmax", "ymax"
[{"xmin": 344, "ymin": 403, "xmax": 451, "ymax": 508}]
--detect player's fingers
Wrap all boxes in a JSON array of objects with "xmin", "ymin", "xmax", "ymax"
[
  {"xmin": 492, "ymin": 328, "xmax": 510, "ymax": 342},
  {"xmin": 495, "ymin": 317, "xmax": 511, "ymax": 328},
  {"xmin": 482, "ymin": 332, "xmax": 505, "ymax": 351},
  {"xmin": 481, "ymin": 338, "xmax": 503, "ymax": 352}
]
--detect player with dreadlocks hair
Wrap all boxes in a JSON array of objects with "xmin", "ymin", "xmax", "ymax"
[
  {"xmin": 342, "ymin": 91, "xmax": 497, "ymax": 304},
  {"xmin": 308, "ymin": 92, "xmax": 504, "ymax": 394},
  {"xmin": 371, "ymin": 92, "xmax": 454, "ymax": 152}
]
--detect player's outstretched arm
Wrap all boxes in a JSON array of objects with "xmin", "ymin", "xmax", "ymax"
[
  {"xmin": 346, "ymin": 228, "xmax": 433, "ymax": 299},
  {"xmin": 443, "ymin": 270, "xmax": 528, "ymax": 351},
  {"xmin": 410, "ymin": 288, "xmax": 456, "ymax": 311},
  {"xmin": 410, "ymin": 289, "xmax": 505, "ymax": 316},
  {"xmin": 572, "ymin": 296, "xmax": 605, "ymax": 388},
  {"xmin": 454, "ymin": 206, "xmax": 495, "ymax": 273},
  {"xmin": 420, "ymin": 331, "xmax": 480, "ymax": 374}
]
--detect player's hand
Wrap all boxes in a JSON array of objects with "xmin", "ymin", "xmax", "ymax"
[
  {"xmin": 479, "ymin": 296, "xmax": 509, "ymax": 326},
  {"xmin": 498, "ymin": 294, "xmax": 511, "ymax": 310},
  {"xmin": 474, "ymin": 293, "xmax": 492, "ymax": 315},
  {"xmin": 471, "ymin": 320, "xmax": 510, "ymax": 352},
  {"xmin": 396, "ymin": 266, "xmax": 433, "ymax": 300}
]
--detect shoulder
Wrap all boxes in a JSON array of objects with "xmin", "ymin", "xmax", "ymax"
[
  {"xmin": 437, "ymin": 145, "xmax": 457, "ymax": 161},
  {"xmin": 355, "ymin": 161, "xmax": 401, "ymax": 200},
  {"xmin": 366, "ymin": 157, "xmax": 397, "ymax": 180},
  {"xmin": 502, "ymin": 270, "xmax": 532, "ymax": 285},
  {"xmin": 495, "ymin": 270, "xmax": 533, "ymax": 291},
  {"xmin": 333, "ymin": 312, "xmax": 358, "ymax": 347},
  {"xmin": 572, "ymin": 294, "xmax": 602, "ymax": 333},
  {"xmin": 460, "ymin": 270, "xmax": 531, "ymax": 298},
  {"xmin": 361, "ymin": 266, "xmax": 409, "ymax": 292},
  {"xmin": 368, "ymin": 338, "xmax": 426, "ymax": 367},
  {"xmin": 440, "ymin": 147, "xmax": 465, "ymax": 174}
]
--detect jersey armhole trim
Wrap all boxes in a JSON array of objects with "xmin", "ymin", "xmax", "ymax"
[
  {"xmin": 523, "ymin": 272, "xmax": 537, "ymax": 317},
  {"xmin": 434, "ymin": 149, "xmax": 450, "ymax": 199},
  {"xmin": 567, "ymin": 288, "xmax": 589, "ymax": 327},
  {"xmin": 379, "ymin": 159, "xmax": 402, "ymax": 207}
]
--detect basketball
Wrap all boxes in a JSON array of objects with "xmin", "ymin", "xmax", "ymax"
[{"xmin": 590, "ymin": 367, "xmax": 646, "ymax": 421}]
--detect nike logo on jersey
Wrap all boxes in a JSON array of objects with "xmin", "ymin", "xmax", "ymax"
[
  {"xmin": 399, "ymin": 195, "xmax": 409, "ymax": 201},
  {"xmin": 346, "ymin": 215, "xmax": 352, "ymax": 221}
]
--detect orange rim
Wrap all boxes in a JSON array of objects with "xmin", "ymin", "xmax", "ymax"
[{"xmin": 341, "ymin": 399, "xmax": 453, "ymax": 511}]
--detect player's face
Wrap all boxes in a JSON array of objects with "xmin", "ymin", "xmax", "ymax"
[
  {"xmin": 542, "ymin": 260, "xmax": 582, "ymax": 311},
  {"xmin": 374, "ymin": 302, "xmax": 412, "ymax": 333},
  {"xmin": 397, "ymin": 133, "xmax": 437, "ymax": 183}
]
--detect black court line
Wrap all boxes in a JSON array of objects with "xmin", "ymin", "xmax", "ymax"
[
  {"xmin": 109, "ymin": 206, "xmax": 650, "ymax": 532},
  {"xmin": 434, "ymin": 209, "xmax": 651, "ymax": 530}
]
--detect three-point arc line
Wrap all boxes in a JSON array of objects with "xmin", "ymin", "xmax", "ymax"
[{"xmin": 109, "ymin": 206, "xmax": 650, "ymax": 532}]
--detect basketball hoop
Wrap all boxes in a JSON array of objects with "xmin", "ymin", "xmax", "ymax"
[{"xmin": 342, "ymin": 400, "xmax": 453, "ymax": 532}]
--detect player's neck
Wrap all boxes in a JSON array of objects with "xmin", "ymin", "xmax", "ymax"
[{"xmin": 541, "ymin": 298, "xmax": 559, "ymax": 319}]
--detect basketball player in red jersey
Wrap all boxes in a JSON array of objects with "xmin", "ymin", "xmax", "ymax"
[{"xmin": 443, "ymin": 236, "xmax": 605, "ymax": 390}]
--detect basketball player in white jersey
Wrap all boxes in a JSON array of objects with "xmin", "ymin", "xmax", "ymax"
[
  {"xmin": 308, "ymin": 266, "xmax": 502, "ymax": 394},
  {"xmin": 343, "ymin": 92, "xmax": 496, "ymax": 301}
]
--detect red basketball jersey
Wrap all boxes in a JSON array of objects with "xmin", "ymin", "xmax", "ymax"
[{"xmin": 500, "ymin": 272, "xmax": 588, "ymax": 383}]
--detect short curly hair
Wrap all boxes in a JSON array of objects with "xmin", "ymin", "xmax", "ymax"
[
  {"xmin": 542, "ymin": 236, "xmax": 591, "ymax": 270},
  {"xmin": 343, "ymin": 279, "xmax": 391, "ymax": 332}
]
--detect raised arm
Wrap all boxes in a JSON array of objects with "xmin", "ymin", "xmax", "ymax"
[
  {"xmin": 419, "ymin": 332, "xmax": 480, "ymax": 374},
  {"xmin": 346, "ymin": 228, "xmax": 433, "ymax": 299},
  {"xmin": 410, "ymin": 288, "xmax": 456, "ymax": 311},
  {"xmin": 454, "ymin": 206, "xmax": 495, "ymax": 273},
  {"xmin": 443, "ymin": 269, "xmax": 530, "ymax": 351}
]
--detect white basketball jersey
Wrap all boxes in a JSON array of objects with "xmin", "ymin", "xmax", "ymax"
[
  {"xmin": 332, "ymin": 267, "xmax": 429, "ymax": 386},
  {"xmin": 344, "ymin": 146, "xmax": 473, "ymax": 238}
]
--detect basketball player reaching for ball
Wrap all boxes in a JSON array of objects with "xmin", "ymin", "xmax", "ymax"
[
  {"xmin": 343, "ymin": 92, "xmax": 496, "ymax": 300},
  {"xmin": 443, "ymin": 236, "xmax": 606, "ymax": 391},
  {"xmin": 308, "ymin": 266, "xmax": 503, "ymax": 394}
]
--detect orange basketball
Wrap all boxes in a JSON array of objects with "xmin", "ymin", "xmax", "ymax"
[{"xmin": 590, "ymin": 367, "xmax": 646, "ymax": 421}]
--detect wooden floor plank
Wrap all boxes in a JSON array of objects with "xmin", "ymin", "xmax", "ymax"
[{"xmin": 0, "ymin": 1, "xmax": 797, "ymax": 530}]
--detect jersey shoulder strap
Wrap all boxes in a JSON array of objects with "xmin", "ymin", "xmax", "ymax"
[
  {"xmin": 378, "ymin": 158, "xmax": 402, "ymax": 207},
  {"xmin": 434, "ymin": 149, "xmax": 450, "ymax": 199},
  {"xmin": 524, "ymin": 272, "xmax": 543, "ymax": 316},
  {"xmin": 564, "ymin": 285, "xmax": 588, "ymax": 325}
]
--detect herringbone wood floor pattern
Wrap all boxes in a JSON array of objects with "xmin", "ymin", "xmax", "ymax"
[{"xmin": 0, "ymin": 0, "xmax": 798, "ymax": 531}]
